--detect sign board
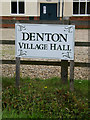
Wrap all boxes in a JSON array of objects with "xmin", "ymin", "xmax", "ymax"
[{"xmin": 15, "ymin": 24, "xmax": 75, "ymax": 60}]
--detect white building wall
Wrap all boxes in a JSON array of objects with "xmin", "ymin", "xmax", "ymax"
[
  {"xmin": 1, "ymin": 2, "xmax": 10, "ymax": 16},
  {"xmin": 26, "ymin": 2, "xmax": 38, "ymax": 16},
  {"xmin": 64, "ymin": 0, "xmax": 73, "ymax": 17},
  {"xmin": 0, "ymin": 0, "xmax": 73, "ymax": 17},
  {"xmin": 38, "ymin": 0, "xmax": 58, "ymax": 3}
]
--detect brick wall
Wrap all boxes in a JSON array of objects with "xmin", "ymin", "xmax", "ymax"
[
  {"xmin": 70, "ymin": 16, "xmax": 90, "ymax": 29},
  {"xmin": 70, "ymin": 16, "xmax": 90, "ymax": 21},
  {"xmin": 0, "ymin": 16, "xmax": 90, "ymax": 28},
  {"xmin": 1, "ymin": 16, "xmax": 30, "ymax": 20}
]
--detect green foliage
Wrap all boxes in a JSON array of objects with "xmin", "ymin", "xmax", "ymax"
[
  {"xmin": 2, "ymin": 77, "xmax": 15, "ymax": 89},
  {"xmin": 2, "ymin": 77, "xmax": 88, "ymax": 119}
]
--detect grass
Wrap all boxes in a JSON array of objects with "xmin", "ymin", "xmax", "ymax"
[{"xmin": 2, "ymin": 77, "xmax": 88, "ymax": 119}]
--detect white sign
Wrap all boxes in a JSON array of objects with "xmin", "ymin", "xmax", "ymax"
[{"xmin": 15, "ymin": 24, "xmax": 75, "ymax": 60}]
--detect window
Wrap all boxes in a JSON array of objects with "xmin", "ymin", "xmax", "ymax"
[
  {"xmin": 73, "ymin": 0, "xmax": 90, "ymax": 15},
  {"xmin": 11, "ymin": 2, "xmax": 17, "ymax": 14},
  {"xmin": 73, "ymin": 2, "xmax": 79, "ymax": 14},
  {"xmin": 87, "ymin": 1, "xmax": 90, "ymax": 14},
  {"xmin": 11, "ymin": 1, "xmax": 25, "ymax": 14},
  {"xmin": 19, "ymin": 2, "xmax": 24, "ymax": 14}
]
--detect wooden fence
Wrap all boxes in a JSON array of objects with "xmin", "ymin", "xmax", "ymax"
[
  {"xmin": 0, "ymin": 40, "xmax": 90, "ymax": 67},
  {"xmin": 0, "ymin": 40, "xmax": 90, "ymax": 91}
]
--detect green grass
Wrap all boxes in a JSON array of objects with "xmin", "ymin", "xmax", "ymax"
[{"xmin": 2, "ymin": 77, "xmax": 88, "ymax": 119}]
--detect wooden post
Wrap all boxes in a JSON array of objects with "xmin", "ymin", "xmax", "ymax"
[
  {"xmin": 61, "ymin": 60, "xmax": 68, "ymax": 84},
  {"xmin": 16, "ymin": 57, "xmax": 20, "ymax": 88},
  {"xmin": 70, "ymin": 60, "xmax": 74, "ymax": 91}
]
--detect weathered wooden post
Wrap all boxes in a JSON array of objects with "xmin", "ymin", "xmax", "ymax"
[
  {"xmin": 69, "ymin": 20, "xmax": 75, "ymax": 91},
  {"xmin": 15, "ymin": 21, "xmax": 20, "ymax": 88},
  {"xmin": 61, "ymin": 60, "xmax": 68, "ymax": 84},
  {"xmin": 16, "ymin": 57, "xmax": 20, "ymax": 88},
  {"xmin": 70, "ymin": 60, "xmax": 74, "ymax": 91}
]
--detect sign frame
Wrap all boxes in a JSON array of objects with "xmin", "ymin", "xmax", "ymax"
[{"xmin": 15, "ymin": 23, "xmax": 75, "ymax": 60}]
